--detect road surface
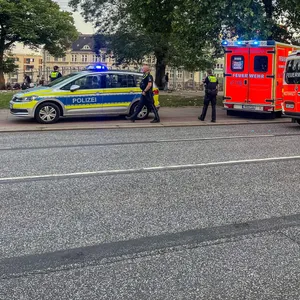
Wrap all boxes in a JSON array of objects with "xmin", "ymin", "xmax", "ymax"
[{"xmin": 1, "ymin": 123, "xmax": 300, "ymax": 299}]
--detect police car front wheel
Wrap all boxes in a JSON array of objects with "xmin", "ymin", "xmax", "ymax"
[{"xmin": 35, "ymin": 102, "xmax": 60, "ymax": 124}]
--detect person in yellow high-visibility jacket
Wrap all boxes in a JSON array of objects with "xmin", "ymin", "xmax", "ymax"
[{"xmin": 49, "ymin": 66, "xmax": 62, "ymax": 82}]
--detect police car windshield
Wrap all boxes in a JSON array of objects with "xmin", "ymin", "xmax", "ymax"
[{"xmin": 46, "ymin": 73, "xmax": 78, "ymax": 87}]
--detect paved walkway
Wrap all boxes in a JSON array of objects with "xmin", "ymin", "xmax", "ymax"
[{"xmin": 0, "ymin": 107, "xmax": 290, "ymax": 133}]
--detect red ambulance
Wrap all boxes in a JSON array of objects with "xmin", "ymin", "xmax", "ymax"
[
  {"xmin": 282, "ymin": 50, "xmax": 300, "ymax": 124},
  {"xmin": 222, "ymin": 40, "xmax": 299, "ymax": 116}
]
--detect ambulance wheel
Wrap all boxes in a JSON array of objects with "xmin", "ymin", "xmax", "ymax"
[
  {"xmin": 35, "ymin": 102, "xmax": 60, "ymax": 124},
  {"xmin": 275, "ymin": 111, "xmax": 282, "ymax": 118},
  {"xmin": 129, "ymin": 101, "xmax": 149, "ymax": 120}
]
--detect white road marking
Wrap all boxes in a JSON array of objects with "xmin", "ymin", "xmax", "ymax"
[
  {"xmin": 1, "ymin": 155, "xmax": 300, "ymax": 182},
  {"xmin": 158, "ymin": 134, "xmax": 275, "ymax": 142}
]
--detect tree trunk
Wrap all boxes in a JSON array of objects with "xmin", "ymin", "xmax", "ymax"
[
  {"xmin": 0, "ymin": 47, "xmax": 5, "ymax": 90},
  {"xmin": 154, "ymin": 54, "xmax": 166, "ymax": 90},
  {"xmin": 0, "ymin": 53, "xmax": 5, "ymax": 90}
]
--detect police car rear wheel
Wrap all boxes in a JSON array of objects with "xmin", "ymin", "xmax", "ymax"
[
  {"xmin": 130, "ymin": 102, "xmax": 149, "ymax": 120},
  {"xmin": 35, "ymin": 102, "xmax": 60, "ymax": 124}
]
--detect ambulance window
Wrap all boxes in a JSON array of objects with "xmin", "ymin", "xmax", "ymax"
[
  {"xmin": 285, "ymin": 59, "xmax": 300, "ymax": 84},
  {"xmin": 231, "ymin": 56, "xmax": 244, "ymax": 72},
  {"xmin": 254, "ymin": 56, "xmax": 268, "ymax": 72}
]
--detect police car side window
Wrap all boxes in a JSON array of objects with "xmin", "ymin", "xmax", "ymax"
[
  {"xmin": 61, "ymin": 75, "xmax": 101, "ymax": 90},
  {"xmin": 134, "ymin": 75, "xmax": 143, "ymax": 87},
  {"xmin": 104, "ymin": 74, "xmax": 134, "ymax": 88}
]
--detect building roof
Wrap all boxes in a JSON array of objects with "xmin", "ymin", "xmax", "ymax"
[{"xmin": 71, "ymin": 34, "xmax": 95, "ymax": 52}]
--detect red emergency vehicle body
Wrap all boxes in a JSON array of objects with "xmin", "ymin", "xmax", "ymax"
[
  {"xmin": 282, "ymin": 50, "xmax": 300, "ymax": 124},
  {"xmin": 222, "ymin": 40, "xmax": 299, "ymax": 115}
]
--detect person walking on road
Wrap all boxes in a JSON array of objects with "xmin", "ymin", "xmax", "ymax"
[
  {"xmin": 49, "ymin": 66, "xmax": 62, "ymax": 82},
  {"xmin": 198, "ymin": 69, "xmax": 218, "ymax": 122},
  {"xmin": 126, "ymin": 65, "xmax": 160, "ymax": 123}
]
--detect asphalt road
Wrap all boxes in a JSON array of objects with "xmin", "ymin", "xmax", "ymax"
[{"xmin": 1, "ymin": 123, "xmax": 300, "ymax": 299}]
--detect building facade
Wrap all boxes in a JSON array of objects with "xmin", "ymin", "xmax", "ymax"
[{"xmin": 6, "ymin": 34, "xmax": 224, "ymax": 90}]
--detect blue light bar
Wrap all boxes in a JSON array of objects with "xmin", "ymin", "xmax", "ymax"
[
  {"xmin": 85, "ymin": 64, "xmax": 108, "ymax": 71},
  {"xmin": 221, "ymin": 40, "xmax": 228, "ymax": 46}
]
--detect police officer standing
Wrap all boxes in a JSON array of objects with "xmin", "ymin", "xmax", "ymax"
[
  {"xmin": 49, "ymin": 66, "xmax": 62, "ymax": 82},
  {"xmin": 126, "ymin": 65, "xmax": 160, "ymax": 123},
  {"xmin": 198, "ymin": 69, "xmax": 218, "ymax": 122}
]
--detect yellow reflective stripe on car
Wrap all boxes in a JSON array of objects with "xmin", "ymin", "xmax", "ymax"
[
  {"xmin": 103, "ymin": 103, "xmax": 131, "ymax": 107},
  {"xmin": 12, "ymin": 101, "xmax": 38, "ymax": 109},
  {"xmin": 64, "ymin": 104, "xmax": 103, "ymax": 109}
]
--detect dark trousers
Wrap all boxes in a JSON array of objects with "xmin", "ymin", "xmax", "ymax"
[
  {"xmin": 131, "ymin": 93, "xmax": 160, "ymax": 120},
  {"xmin": 200, "ymin": 94, "xmax": 217, "ymax": 121}
]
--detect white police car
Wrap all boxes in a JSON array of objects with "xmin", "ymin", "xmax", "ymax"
[{"xmin": 9, "ymin": 64, "xmax": 160, "ymax": 124}]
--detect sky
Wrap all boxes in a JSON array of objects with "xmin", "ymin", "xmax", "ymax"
[
  {"xmin": 13, "ymin": 0, "xmax": 95, "ymax": 54},
  {"xmin": 55, "ymin": 0, "xmax": 95, "ymax": 34}
]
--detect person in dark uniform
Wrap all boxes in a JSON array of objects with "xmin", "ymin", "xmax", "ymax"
[
  {"xmin": 49, "ymin": 66, "xmax": 62, "ymax": 82},
  {"xmin": 126, "ymin": 65, "xmax": 160, "ymax": 123},
  {"xmin": 198, "ymin": 69, "xmax": 218, "ymax": 122}
]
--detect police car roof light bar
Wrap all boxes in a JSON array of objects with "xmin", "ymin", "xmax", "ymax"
[{"xmin": 85, "ymin": 64, "xmax": 108, "ymax": 71}]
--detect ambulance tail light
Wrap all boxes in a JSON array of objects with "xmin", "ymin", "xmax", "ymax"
[
  {"xmin": 263, "ymin": 106, "xmax": 273, "ymax": 112},
  {"xmin": 225, "ymin": 104, "xmax": 234, "ymax": 109}
]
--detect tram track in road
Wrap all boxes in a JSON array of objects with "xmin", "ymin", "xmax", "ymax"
[
  {"xmin": 1, "ymin": 155, "xmax": 300, "ymax": 184},
  {"xmin": 1, "ymin": 132, "xmax": 300, "ymax": 152}
]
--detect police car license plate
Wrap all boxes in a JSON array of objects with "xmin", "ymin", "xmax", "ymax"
[{"xmin": 286, "ymin": 104, "xmax": 294, "ymax": 109}]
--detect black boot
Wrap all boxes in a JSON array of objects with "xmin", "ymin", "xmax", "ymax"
[
  {"xmin": 150, "ymin": 118, "xmax": 160, "ymax": 123},
  {"xmin": 125, "ymin": 116, "xmax": 135, "ymax": 122}
]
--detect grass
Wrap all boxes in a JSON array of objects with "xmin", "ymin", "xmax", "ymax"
[
  {"xmin": 0, "ymin": 91, "xmax": 223, "ymax": 109},
  {"xmin": 0, "ymin": 91, "xmax": 15, "ymax": 109},
  {"xmin": 159, "ymin": 94, "xmax": 223, "ymax": 107}
]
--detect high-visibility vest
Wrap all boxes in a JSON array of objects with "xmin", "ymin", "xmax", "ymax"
[
  {"xmin": 50, "ymin": 71, "xmax": 59, "ymax": 79},
  {"xmin": 208, "ymin": 75, "xmax": 217, "ymax": 83}
]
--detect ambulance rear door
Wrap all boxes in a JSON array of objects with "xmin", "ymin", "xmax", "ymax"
[
  {"xmin": 283, "ymin": 56, "xmax": 300, "ymax": 114},
  {"xmin": 224, "ymin": 47, "xmax": 249, "ymax": 104},
  {"xmin": 248, "ymin": 47, "xmax": 274, "ymax": 110},
  {"xmin": 275, "ymin": 45, "xmax": 291, "ymax": 111}
]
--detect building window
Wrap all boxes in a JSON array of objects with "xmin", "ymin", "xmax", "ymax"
[
  {"xmin": 54, "ymin": 57, "xmax": 58, "ymax": 62},
  {"xmin": 72, "ymin": 55, "xmax": 77, "ymax": 62},
  {"xmin": 92, "ymin": 55, "xmax": 99, "ymax": 62},
  {"xmin": 62, "ymin": 56, "xmax": 66, "ymax": 62},
  {"xmin": 220, "ymin": 64, "xmax": 224, "ymax": 68},
  {"xmin": 190, "ymin": 73, "xmax": 193, "ymax": 79},
  {"xmin": 82, "ymin": 45, "xmax": 91, "ymax": 50},
  {"xmin": 151, "ymin": 56, "xmax": 156, "ymax": 64},
  {"xmin": 25, "ymin": 58, "xmax": 34, "ymax": 64},
  {"xmin": 177, "ymin": 70, "xmax": 183, "ymax": 79},
  {"xmin": 46, "ymin": 55, "xmax": 50, "ymax": 62},
  {"xmin": 82, "ymin": 55, "xmax": 88, "ymax": 62}
]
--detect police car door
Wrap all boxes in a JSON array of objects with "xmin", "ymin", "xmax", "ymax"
[
  {"xmin": 102, "ymin": 73, "xmax": 139, "ymax": 114},
  {"xmin": 61, "ymin": 74, "xmax": 103, "ymax": 115}
]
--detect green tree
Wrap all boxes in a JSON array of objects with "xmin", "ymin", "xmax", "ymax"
[
  {"xmin": 70, "ymin": 0, "xmax": 211, "ymax": 88},
  {"xmin": 0, "ymin": 0, "xmax": 78, "ymax": 89}
]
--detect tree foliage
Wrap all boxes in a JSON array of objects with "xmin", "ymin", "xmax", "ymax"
[
  {"xmin": 70, "ymin": 0, "xmax": 300, "ymax": 87},
  {"xmin": 0, "ymin": 0, "xmax": 78, "ymax": 89}
]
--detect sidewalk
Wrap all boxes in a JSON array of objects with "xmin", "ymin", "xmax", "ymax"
[{"xmin": 0, "ymin": 107, "xmax": 290, "ymax": 133}]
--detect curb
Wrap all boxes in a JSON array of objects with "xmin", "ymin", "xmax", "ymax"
[{"xmin": 0, "ymin": 119, "xmax": 291, "ymax": 133}]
